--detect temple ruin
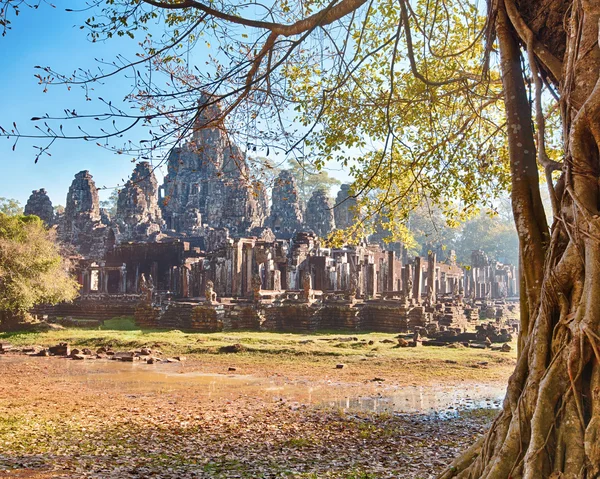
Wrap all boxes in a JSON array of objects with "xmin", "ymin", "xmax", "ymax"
[
  {"xmin": 333, "ymin": 184, "xmax": 358, "ymax": 230},
  {"xmin": 115, "ymin": 162, "xmax": 165, "ymax": 242},
  {"xmin": 304, "ymin": 188, "xmax": 335, "ymax": 238},
  {"xmin": 29, "ymin": 102, "xmax": 520, "ymax": 335}
]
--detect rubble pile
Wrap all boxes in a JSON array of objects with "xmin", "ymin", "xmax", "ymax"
[
  {"xmin": 408, "ymin": 306, "xmax": 432, "ymax": 330},
  {"xmin": 435, "ymin": 303, "xmax": 468, "ymax": 329}
]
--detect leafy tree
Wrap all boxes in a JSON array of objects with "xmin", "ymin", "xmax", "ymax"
[
  {"xmin": 0, "ymin": 213, "xmax": 79, "ymax": 326},
  {"xmin": 286, "ymin": 161, "xmax": 340, "ymax": 205},
  {"xmin": 0, "ymin": 197, "xmax": 22, "ymax": 216},
  {"xmin": 406, "ymin": 203, "xmax": 519, "ymax": 266},
  {"xmin": 99, "ymin": 190, "xmax": 119, "ymax": 217},
  {"xmin": 406, "ymin": 203, "xmax": 458, "ymax": 258},
  {"xmin": 1, "ymin": 0, "xmax": 598, "ymax": 476},
  {"xmin": 454, "ymin": 211, "xmax": 519, "ymax": 266}
]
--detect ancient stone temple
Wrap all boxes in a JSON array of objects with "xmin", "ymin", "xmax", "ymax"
[
  {"xmin": 33, "ymin": 99, "xmax": 520, "ymax": 336},
  {"xmin": 304, "ymin": 188, "xmax": 335, "ymax": 238},
  {"xmin": 333, "ymin": 183, "xmax": 358, "ymax": 230},
  {"xmin": 59, "ymin": 171, "xmax": 109, "ymax": 258},
  {"xmin": 38, "ymin": 165, "xmax": 520, "ymax": 335},
  {"xmin": 180, "ymin": 208, "xmax": 203, "ymax": 236},
  {"xmin": 464, "ymin": 250, "xmax": 518, "ymax": 299},
  {"xmin": 159, "ymin": 97, "xmax": 265, "ymax": 235},
  {"xmin": 267, "ymin": 170, "xmax": 303, "ymax": 237},
  {"xmin": 24, "ymin": 189, "xmax": 54, "ymax": 226},
  {"xmin": 114, "ymin": 162, "xmax": 165, "ymax": 242}
]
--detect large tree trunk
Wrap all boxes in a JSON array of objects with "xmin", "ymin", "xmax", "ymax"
[{"xmin": 441, "ymin": 1, "xmax": 600, "ymax": 477}]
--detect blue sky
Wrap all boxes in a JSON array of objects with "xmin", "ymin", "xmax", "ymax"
[
  {"xmin": 0, "ymin": 2, "xmax": 172, "ymax": 206},
  {"xmin": 0, "ymin": 2, "xmax": 352, "ymax": 208}
]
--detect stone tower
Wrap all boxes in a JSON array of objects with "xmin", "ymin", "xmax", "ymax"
[
  {"xmin": 24, "ymin": 189, "xmax": 54, "ymax": 226},
  {"xmin": 267, "ymin": 170, "xmax": 303, "ymax": 236},
  {"xmin": 333, "ymin": 184, "xmax": 358, "ymax": 230},
  {"xmin": 115, "ymin": 162, "xmax": 165, "ymax": 241},
  {"xmin": 160, "ymin": 96, "xmax": 266, "ymax": 235},
  {"xmin": 59, "ymin": 170, "xmax": 108, "ymax": 258},
  {"xmin": 304, "ymin": 189, "xmax": 335, "ymax": 238}
]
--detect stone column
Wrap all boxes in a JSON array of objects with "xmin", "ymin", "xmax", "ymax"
[
  {"xmin": 82, "ymin": 269, "xmax": 91, "ymax": 294},
  {"xmin": 413, "ymin": 257, "xmax": 423, "ymax": 302},
  {"xmin": 120, "ymin": 264, "xmax": 127, "ymax": 293},
  {"xmin": 273, "ymin": 270, "xmax": 282, "ymax": 291},
  {"xmin": 134, "ymin": 264, "xmax": 140, "ymax": 293},
  {"xmin": 181, "ymin": 267, "xmax": 189, "ymax": 298},
  {"xmin": 402, "ymin": 264, "xmax": 411, "ymax": 296},
  {"xmin": 232, "ymin": 241, "xmax": 244, "ymax": 297},
  {"xmin": 99, "ymin": 261, "xmax": 108, "ymax": 294},
  {"xmin": 265, "ymin": 267, "xmax": 272, "ymax": 291},
  {"xmin": 246, "ymin": 244, "xmax": 254, "ymax": 296},
  {"xmin": 387, "ymin": 251, "xmax": 395, "ymax": 292},
  {"xmin": 427, "ymin": 252, "xmax": 436, "ymax": 303},
  {"xmin": 367, "ymin": 263, "xmax": 376, "ymax": 297},
  {"xmin": 152, "ymin": 262, "xmax": 159, "ymax": 290}
]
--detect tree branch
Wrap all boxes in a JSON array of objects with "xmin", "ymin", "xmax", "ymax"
[
  {"xmin": 503, "ymin": 0, "xmax": 563, "ymax": 82},
  {"xmin": 141, "ymin": 0, "xmax": 369, "ymax": 37}
]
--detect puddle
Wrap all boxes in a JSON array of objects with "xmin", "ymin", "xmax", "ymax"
[
  {"xmin": 319, "ymin": 384, "xmax": 505, "ymax": 415},
  {"xmin": 0, "ymin": 355, "xmax": 505, "ymax": 415}
]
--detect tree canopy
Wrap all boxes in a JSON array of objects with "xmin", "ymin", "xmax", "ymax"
[
  {"xmin": 283, "ymin": 160, "xmax": 341, "ymax": 205},
  {"xmin": 1, "ymin": 0, "xmax": 508, "ymax": 229},
  {"xmin": 0, "ymin": 197, "xmax": 22, "ymax": 216},
  {"xmin": 407, "ymin": 203, "xmax": 519, "ymax": 266}
]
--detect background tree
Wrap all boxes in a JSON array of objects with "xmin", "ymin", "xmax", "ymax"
[
  {"xmin": 406, "ymin": 203, "xmax": 458, "ymax": 258},
  {"xmin": 99, "ymin": 190, "xmax": 119, "ymax": 217},
  {"xmin": 0, "ymin": 213, "xmax": 79, "ymax": 328},
  {"xmin": 406, "ymin": 202, "xmax": 519, "ymax": 266},
  {"xmin": 0, "ymin": 197, "xmax": 22, "ymax": 216},
  {"xmin": 454, "ymin": 211, "xmax": 518, "ymax": 266},
  {"xmin": 287, "ymin": 160, "xmax": 341, "ymax": 206}
]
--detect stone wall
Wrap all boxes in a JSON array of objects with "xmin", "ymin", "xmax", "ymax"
[
  {"xmin": 130, "ymin": 296, "xmax": 508, "ymax": 334},
  {"xmin": 33, "ymin": 294, "xmax": 140, "ymax": 321}
]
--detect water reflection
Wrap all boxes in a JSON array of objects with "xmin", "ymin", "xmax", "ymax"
[
  {"xmin": 2, "ymin": 355, "xmax": 505, "ymax": 414},
  {"xmin": 319, "ymin": 384, "xmax": 504, "ymax": 414}
]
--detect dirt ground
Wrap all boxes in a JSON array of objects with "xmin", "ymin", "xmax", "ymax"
[{"xmin": 0, "ymin": 339, "xmax": 513, "ymax": 479}]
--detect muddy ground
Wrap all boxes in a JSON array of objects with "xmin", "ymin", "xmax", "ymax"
[{"xmin": 0, "ymin": 333, "xmax": 514, "ymax": 479}]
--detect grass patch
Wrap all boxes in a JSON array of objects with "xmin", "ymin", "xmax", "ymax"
[
  {"xmin": 0, "ymin": 324, "xmax": 517, "ymax": 383},
  {"xmin": 283, "ymin": 437, "xmax": 312, "ymax": 448},
  {"xmin": 100, "ymin": 317, "xmax": 138, "ymax": 331}
]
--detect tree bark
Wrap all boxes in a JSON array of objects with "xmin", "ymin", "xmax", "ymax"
[
  {"xmin": 440, "ymin": 0, "xmax": 600, "ymax": 477},
  {"xmin": 495, "ymin": 1, "xmax": 549, "ymax": 349}
]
